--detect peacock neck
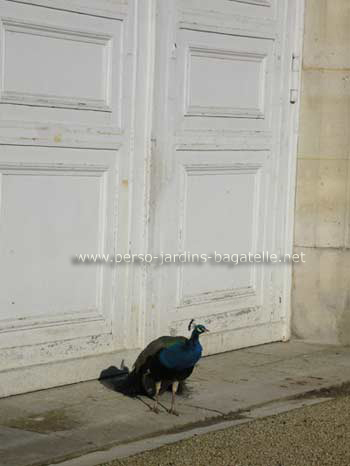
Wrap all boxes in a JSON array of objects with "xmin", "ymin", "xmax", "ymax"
[{"xmin": 188, "ymin": 331, "xmax": 200, "ymax": 346}]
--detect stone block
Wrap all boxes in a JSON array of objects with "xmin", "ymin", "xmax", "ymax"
[{"xmin": 294, "ymin": 159, "xmax": 348, "ymax": 248}]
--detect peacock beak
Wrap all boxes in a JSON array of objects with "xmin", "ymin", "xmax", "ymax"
[{"xmin": 204, "ymin": 327, "xmax": 210, "ymax": 332}]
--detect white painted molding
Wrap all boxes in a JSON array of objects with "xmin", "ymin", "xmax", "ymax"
[
  {"xmin": 0, "ymin": 309, "xmax": 104, "ymax": 333},
  {"xmin": 229, "ymin": 0, "xmax": 272, "ymax": 7},
  {"xmin": 181, "ymin": 287, "xmax": 256, "ymax": 307},
  {"xmin": 182, "ymin": 161, "xmax": 263, "ymax": 174},
  {"xmin": 0, "ymin": 91, "xmax": 112, "ymax": 112},
  {"xmin": 178, "ymin": 11, "xmax": 277, "ymax": 41},
  {"xmin": 5, "ymin": 0, "xmax": 128, "ymax": 20},
  {"xmin": 0, "ymin": 347, "xmax": 140, "ymax": 398},
  {"xmin": 0, "ymin": 161, "xmax": 109, "ymax": 174}
]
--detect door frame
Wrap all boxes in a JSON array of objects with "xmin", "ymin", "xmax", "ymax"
[{"xmin": 277, "ymin": 0, "xmax": 305, "ymax": 341}]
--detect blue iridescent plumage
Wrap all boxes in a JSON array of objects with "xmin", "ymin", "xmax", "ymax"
[
  {"xmin": 159, "ymin": 337, "xmax": 202, "ymax": 370},
  {"xmin": 127, "ymin": 321, "xmax": 209, "ymax": 415}
]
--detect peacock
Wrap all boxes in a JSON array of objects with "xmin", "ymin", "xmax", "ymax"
[{"xmin": 128, "ymin": 319, "xmax": 209, "ymax": 415}]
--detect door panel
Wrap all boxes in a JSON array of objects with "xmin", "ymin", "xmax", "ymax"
[
  {"xmin": 0, "ymin": 146, "xmax": 118, "ymax": 350},
  {"xmin": 0, "ymin": 0, "xmax": 124, "ymax": 148},
  {"xmin": 176, "ymin": 28, "xmax": 274, "ymax": 132},
  {"xmin": 177, "ymin": 151, "xmax": 270, "ymax": 306}
]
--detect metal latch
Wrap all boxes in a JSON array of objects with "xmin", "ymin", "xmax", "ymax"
[{"xmin": 290, "ymin": 54, "xmax": 300, "ymax": 104}]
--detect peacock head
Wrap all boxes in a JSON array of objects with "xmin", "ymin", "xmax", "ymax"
[{"xmin": 188, "ymin": 319, "xmax": 209, "ymax": 335}]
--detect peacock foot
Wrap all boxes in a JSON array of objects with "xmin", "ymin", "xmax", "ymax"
[
  {"xmin": 168, "ymin": 408, "xmax": 180, "ymax": 416},
  {"xmin": 151, "ymin": 405, "xmax": 160, "ymax": 414}
]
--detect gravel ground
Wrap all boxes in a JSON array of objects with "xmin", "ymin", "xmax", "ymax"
[{"xmin": 101, "ymin": 395, "xmax": 350, "ymax": 466}]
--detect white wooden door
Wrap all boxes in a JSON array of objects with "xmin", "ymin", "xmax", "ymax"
[
  {"xmin": 0, "ymin": 0, "xmax": 144, "ymax": 397},
  {"xmin": 147, "ymin": 0, "xmax": 300, "ymax": 354},
  {"xmin": 0, "ymin": 0, "xmax": 301, "ymax": 396}
]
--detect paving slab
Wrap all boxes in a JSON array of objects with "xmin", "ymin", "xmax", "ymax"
[
  {"xmin": 0, "ymin": 427, "xmax": 45, "ymax": 449},
  {"xmin": 0, "ymin": 340, "xmax": 350, "ymax": 466}
]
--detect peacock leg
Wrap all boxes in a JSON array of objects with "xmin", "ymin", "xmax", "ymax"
[
  {"xmin": 152, "ymin": 381, "xmax": 161, "ymax": 414},
  {"xmin": 168, "ymin": 381, "xmax": 179, "ymax": 416}
]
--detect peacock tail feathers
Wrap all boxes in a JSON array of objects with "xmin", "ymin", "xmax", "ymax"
[{"xmin": 133, "ymin": 335, "xmax": 187, "ymax": 374}]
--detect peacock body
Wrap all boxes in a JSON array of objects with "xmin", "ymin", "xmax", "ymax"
[{"xmin": 128, "ymin": 321, "xmax": 209, "ymax": 415}]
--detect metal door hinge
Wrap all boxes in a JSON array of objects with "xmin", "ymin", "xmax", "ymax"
[{"xmin": 290, "ymin": 54, "xmax": 300, "ymax": 104}]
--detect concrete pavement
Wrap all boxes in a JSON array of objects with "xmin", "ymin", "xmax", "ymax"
[{"xmin": 1, "ymin": 340, "xmax": 350, "ymax": 466}]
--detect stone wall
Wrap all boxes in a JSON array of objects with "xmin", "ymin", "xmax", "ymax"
[{"xmin": 292, "ymin": 0, "xmax": 350, "ymax": 344}]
